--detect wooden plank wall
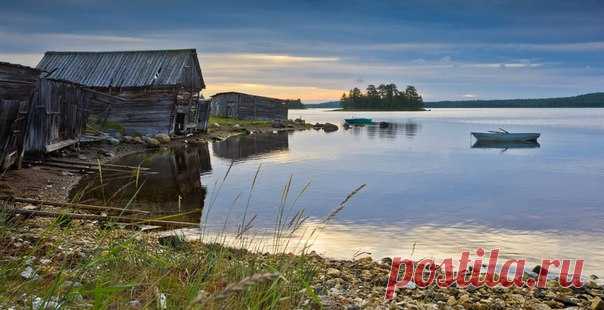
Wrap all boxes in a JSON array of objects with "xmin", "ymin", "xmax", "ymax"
[
  {"xmin": 0, "ymin": 63, "xmax": 39, "ymax": 168},
  {"xmin": 210, "ymin": 93, "xmax": 238, "ymax": 117},
  {"xmin": 210, "ymin": 93, "xmax": 288, "ymax": 121},
  {"xmin": 25, "ymin": 79, "xmax": 90, "ymax": 153},
  {"xmin": 88, "ymin": 88, "xmax": 207, "ymax": 136},
  {"xmin": 196, "ymin": 99, "xmax": 210, "ymax": 132},
  {"xmin": 0, "ymin": 100, "xmax": 26, "ymax": 169},
  {"xmin": 87, "ymin": 89, "xmax": 175, "ymax": 136}
]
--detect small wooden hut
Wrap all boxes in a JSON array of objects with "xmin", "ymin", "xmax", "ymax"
[
  {"xmin": 0, "ymin": 62, "xmax": 41, "ymax": 168},
  {"xmin": 210, "ymin": 92, "xmax": 288, "ymax": 121},
  {"xmin": 36, "ymin": 49, "xmax": 209, "ymax": 136}
]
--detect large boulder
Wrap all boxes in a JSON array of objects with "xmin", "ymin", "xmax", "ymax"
[
  {"xmin": 322, "ymin": 123, "xmax": 339, "ymax": 132},
  {"xmin": 155, "ymin": 133, "xmax": 171, "ymax": 144},
  {"xmin": 272, "ymin": 120, "xmax": 285, "ymax": 128},
  {"xmin": 143, "ymin": 136, "xmax": 161, "ymax": 147},
  {"xmin": 105, "ymin": 137, "xmax": 120, "ymax": 145}
]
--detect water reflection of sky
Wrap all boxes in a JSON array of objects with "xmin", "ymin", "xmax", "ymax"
[
  {"xmin": 77, "ymin": 108, "xmax": 604, "ymax": 275},
  {"xmin": 201, "ymin": 108, "xmax": 604, "ymax": 274}
]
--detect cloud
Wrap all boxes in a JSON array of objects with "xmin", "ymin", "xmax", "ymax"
[
  {"xmin": 233, "ymin": 53, "xmax": 339, "ymax": 63},
  {"xmin": 357, "ymin": 41, "xmax": 604, "ymax": 53},
  {"xmin": 204, "ymin": 83, "xmax": 342, "ymax": 103}
]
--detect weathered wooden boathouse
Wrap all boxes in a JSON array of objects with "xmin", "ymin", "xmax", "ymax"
[
  {"xmin": 210, "ymin": 92, "xmax": 288, "ymax": 121},
  {"xmin": 36, "ymin": 49, "xmax": 209, "ymax": 136},
  {"xmin": 0, "ymin": 62, "xmax": 41, "ymax": 169},
  {"xmin": 1, "ymin": 61, "xmax": 140, "ymax": 170}
]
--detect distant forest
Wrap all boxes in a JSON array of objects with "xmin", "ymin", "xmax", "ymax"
[
  {"xmin": 305, "ymin": 101, "xmax": 341, "ymax": 109},
  {"xmin": 427, "ymin": 92, "xmax": 604, "ymax": 108},
  {"xmin": 285, "ymin": 99, "xmax": 305, "ymax": 109},
  {"xmin": 340, "ymin": 84, "xmax": 424, "ymax": 110}
]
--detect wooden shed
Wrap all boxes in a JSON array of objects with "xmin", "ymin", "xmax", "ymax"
[
  {"xmin": 0, "ymin": 62, "xmax": 41, "ymax": 169},
  {"xmin": 36, "ymin": 49, "xmax": 209, "ymax": 136},
  {"xmin": 210, "ymin": 92, "xmax": 288, "ymax": 121}
]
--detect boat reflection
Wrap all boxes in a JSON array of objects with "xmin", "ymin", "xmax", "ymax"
[
  {"xmin": 345, "ymin": 121, "xmax": 420, "ymax": 139},
  {"xmin": 70, "ymin": 144, "xmax": 212, "ymax": 221},
  {"xmin": 472, "ymin": 140, "xmax": 541, "ymax": 149},
  {"xmin": 212, "ymin": 131, "xmax": 289, "ymax": 161}
]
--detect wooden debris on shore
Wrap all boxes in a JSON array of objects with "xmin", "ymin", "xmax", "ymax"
[
  {"xmin": 1, "ymin": 195, "xmax": 200, "ymax": 229},
  {"xmin": 23, "ymin": 159, "xmax": 158, "ymax": 175},
  {"xmin": 0, "ymin": 196, "xmax": 150, "ymax": 215},
  {"xmin": 9, "ymin": 208, "xmax": 199, "ymax": 228}
]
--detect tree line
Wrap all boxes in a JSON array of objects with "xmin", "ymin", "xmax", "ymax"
[{"xmin": 341, "ymin": 84, "xmax": 424, "ymax": 110}]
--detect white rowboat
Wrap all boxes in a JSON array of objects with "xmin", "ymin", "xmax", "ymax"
[{"xmin": 471, "ymin": 128, "xmax": 540, "ymax": 142}]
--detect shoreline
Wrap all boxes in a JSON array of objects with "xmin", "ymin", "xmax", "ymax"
[{"xmin": 1, "ymin": 118, "xmax": 604, "ymax": 309}]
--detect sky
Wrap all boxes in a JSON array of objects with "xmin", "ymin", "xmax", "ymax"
[{"xmin": 1, "ymin": 0, "xmax": 603, "ymax": 103}]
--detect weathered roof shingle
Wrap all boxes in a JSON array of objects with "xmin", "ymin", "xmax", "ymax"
[{"xmin": 37, "ymin": 49, "xmax": 205, "ymax": 90}]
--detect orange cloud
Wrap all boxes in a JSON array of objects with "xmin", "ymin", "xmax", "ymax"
[{"xmin": 204, "ymin": 83, "xmax": 343, "ymax": 103}]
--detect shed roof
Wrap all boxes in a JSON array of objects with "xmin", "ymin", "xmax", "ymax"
[
  {"xmin": 36, "ymin": 49, "xmax": 205, "ymax": 90},
  {"xmin": 211, "ymin": 91, "xmax": 287, "ymax": 102}
]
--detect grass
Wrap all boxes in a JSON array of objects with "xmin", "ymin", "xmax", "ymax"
[
  {"xmin": 209, "ymin": 116, "xmax": 272, "ymax": 128},
  {"xmin": 0, "ymin": 221, "xmax": 320, "ymax": 308},
  {"xmin": 86, "ymin": 117, "xmax": 127, "ymax": 135},
  {"xmin": 0, "ymin": 161, "xmax": 365, "ymax": 309}
]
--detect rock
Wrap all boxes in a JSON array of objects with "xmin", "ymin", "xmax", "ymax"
[
  {"xmin": 22, "ymin": 204, "xmax": 39, "ymax": 211},
  {"xmin": 155, "ymin": 133, "xmax": 171, "ymax": 144},
  {"xmin": 592, "ymin": 297, "xmax": 604, "ymax": 310},
  {"xmin": 39, "ymin": 258, "xmax": 51, "ymax": 265},
  {"xmin": 533, "ymin": 265, "xmax": 543, "ymax": 274},
  {"xmin": 555, "ymin": 295, "xmax": 578, "ymax": 307},
  {"xmin": 127, "ymin": 299, "xmax": 142, "ymax": 309},
  {"xmin": 508, "ymin": 294, "xmax": 526, "ymax": 304},
  {"xmin": 143, "ymin": 137, "xmax": 161, "ymax": 147},
  {"xmin": 272, "ymin": 120, "xmax": 285, "ymax": 128},
  {"xmin": 327, "ymin": 268, "xmax": 341, "ymax": 277},
  {"xmin": 529, "ymin": 303, "xmax": 552, "ymax": 310},
  {"xmin": 32, "ymin": 297, "xmax": 60, "ymax": 310},
  {"xmin": 106, "ymin": 137, "xmax": 120, "ymax": 145},
  {"xmin": 99, "ymin": 150, "xmax": 114, "ymax": 157},
  {"xmin": 361, "ymin": 269, "xmax": 372, "ymax": 280},
  {"xmin": 158, "ymin": 233, "xmax": 187, "ymax": 249},
  {"xmin": 133, "ymin": 136, "xmax": 144, "ymax": 144},
  {"xmin": 234, "ymin": 124, "xmax": 240, "ymax": 128},
  {"xmin": 122, "ymin": 136, "xmax": 134, "ymax": 143},
  {"xmin": 213, "ymin": 122, "xmax": 221, "ymax": 127},
  {"xmin": 322, "ymin": 123, "xmax": 338, "ymax": 132},
  {"xmin": 158, "ymin": 293, "xmax": 167, "ymax": 310},
  {"xmin": 20, "ymin": 266, "xmax": 38, "ymax": 280}
]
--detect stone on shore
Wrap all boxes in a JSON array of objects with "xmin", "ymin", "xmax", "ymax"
[
  {"xmin": 106, "ymin": 137, "xmax": 120, "ymax": 145},
  {"xmin": 272, "ymin": 120, "xmax": 285, "ymax": 128},
  {"xmin": 326, "ymin": 268, "xmax": 341, "ymax": 277},
  {"xmin": 593, "ymin": 297, "xmax": 604, "ymax": 310},
  {"xmin": 155, "ymin": 133, "xmax": 171, "ymax": 144},
  {"xmin": 143, "ymin": 136, "xmax": 161, "ymax": 147},
  {"xmin": 322, "ymin": 123, "xmax": 338, "ymax": 132}
]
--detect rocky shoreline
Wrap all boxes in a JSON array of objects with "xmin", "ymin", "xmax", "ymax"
[{"xmin": 1, "ymin": 118, "xmax": 603, "ymax": 309}]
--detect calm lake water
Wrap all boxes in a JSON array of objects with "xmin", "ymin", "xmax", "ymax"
[{"xmin": 73, "ymin": 108, "xmax": 604, "ymax": 275}]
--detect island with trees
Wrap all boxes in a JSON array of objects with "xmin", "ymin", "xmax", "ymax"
[{"xmin": 340, "ymin": 83, "xmax": 425, "ymax": 111}]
